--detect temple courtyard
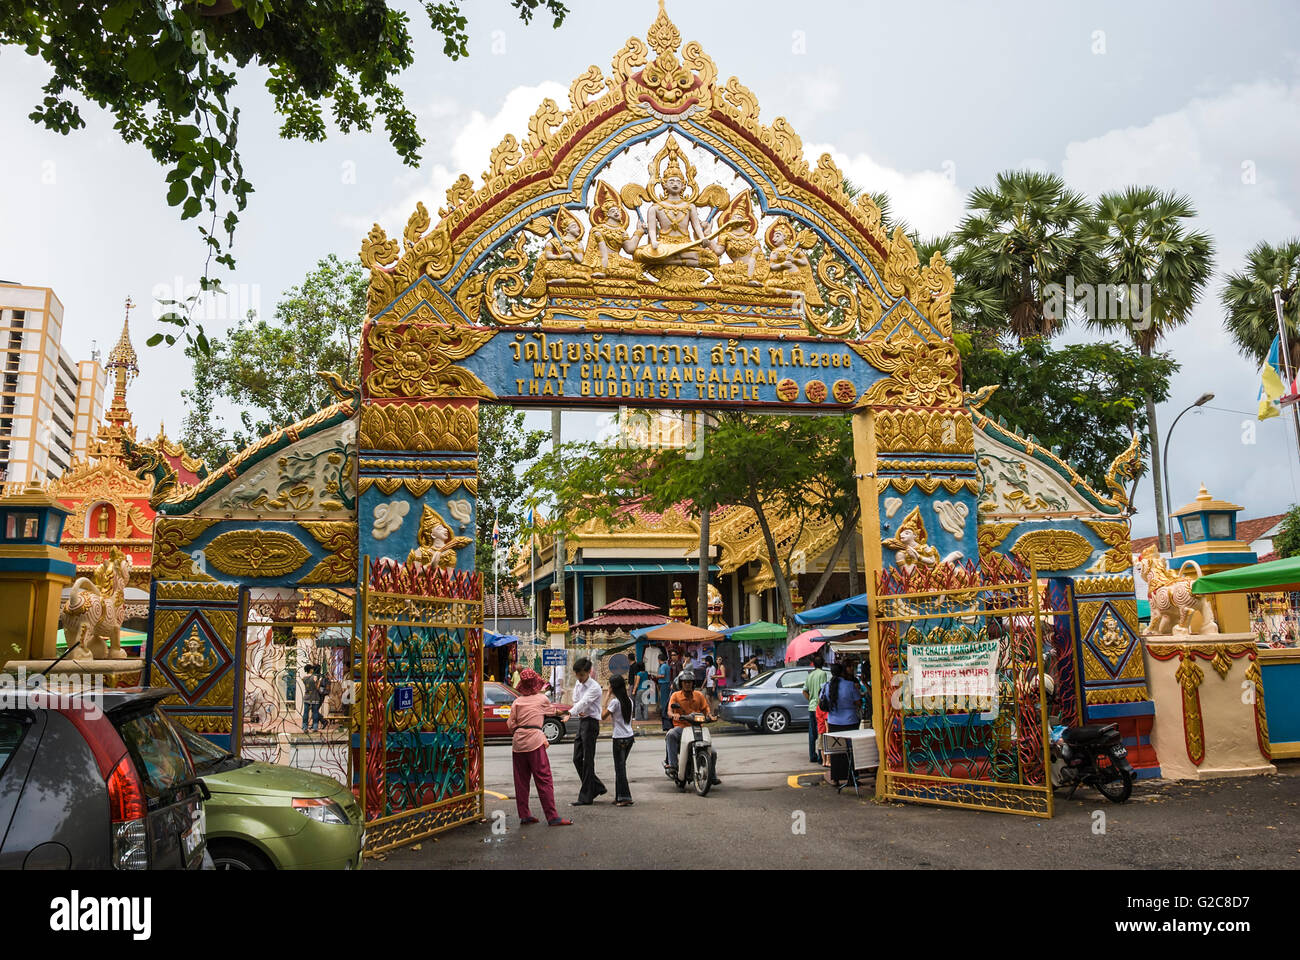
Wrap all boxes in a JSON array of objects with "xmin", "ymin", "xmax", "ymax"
[{"xmin": 369, "ymin": 731, "xmax": 1300, "ymax": 870}]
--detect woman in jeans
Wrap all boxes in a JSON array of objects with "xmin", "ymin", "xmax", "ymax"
[
  {"xmin": 821, "ymin": 663, "xmax": 863, "ymax": 786},
  {"xmin": 602, "ymin": 674, "xmax": 636, "ymax": 806}
]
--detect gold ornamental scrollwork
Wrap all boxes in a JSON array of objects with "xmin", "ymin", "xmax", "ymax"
[
  {"xmin": 875, "ymin": 408, "xmax": 973, "ymax": 454},
  {"xmin": 1083, "ymin": 519, "xmax": 1134, "ymax": 573},
  {"xmin": 977, "ymin": 521, "xmax": 1017, "ymax": 558},
  {"xmin": 151, "ymin": 517, "xmax": 219, "ymax": 582},
  {"xmin": 359, "ymin": 402, "xmax": 479, "ymax": 452},
  {"xmin": 854, "ymin": 340, "xmax": 962, "ymax": 409},
  {"xmin": 365, "ymin": 322, "xmax": 496, "ymax": 400},
  {"xmin": 1009, "ymin": 529, "xmax": 1094, "ymax": 571},
  {"xmin": 298, "ymin": 520, "xmax": 359, "ymax": 586},
  {"xmin": 204, "ymin": 529, "xmax": 313, "ymax": 579},
  {"xmin": 1174, "ymin": 652, "xmax": 1206, "ymax": 766}
]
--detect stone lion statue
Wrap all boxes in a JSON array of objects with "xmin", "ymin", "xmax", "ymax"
[
  {"xmin": 63, "ymin": 548, "xmax": 132, "ymax": 659},
  {"xmin": 1137, "ymin": 545, "xmax": 1218, "ymax": 637}
]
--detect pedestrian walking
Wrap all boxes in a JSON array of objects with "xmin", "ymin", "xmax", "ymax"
[
  {"xmin": 603, "ymin": 675, "xmax": 636, "ymax": 806},
  {"xmin": 569, "ymin": 658, "xmax": 607, "ymax": 805},
  {"xmin": 301, "ymin": 665, "xmax": 322, "ymax": 732},
  {"xmin": 820, "ymin": 663, "xmax": 863, "ymax": 785},
  {"xmin": 714, "ymin": 657, "xmax": 727, "ymax": 699},
  {"xmin": 506, "ymin": 669, "xmax": 572, "ymax": 826},
  {"xmin": 703, "ymin": 655, "xmax": 718, "ymax": 706},
  {"xmin": 801, "ymin": 653, "xmax": 828, "ymax": 763}
]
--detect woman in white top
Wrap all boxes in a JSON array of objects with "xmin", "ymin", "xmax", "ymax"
[{"xmin": 602, "ymin": 674, "xmax": 636, "ymax": 806}]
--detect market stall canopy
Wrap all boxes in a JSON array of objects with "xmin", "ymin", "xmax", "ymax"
[
  {"xmin": 793, "ymin": 593, "xmax": 870, "ymax": 627},
  {"xmin": 785, "ymin": 628, "xmax": 835, "ymax": 663},
  {"xmin": 56, "ymin": 628, "xmax": 147, "ymax": 649},
  {"xmin": 642, "ymin": 622, "xmax": 724, "ymax": 643},
  {"xmin": 718, "ymin": 620, "xmax": 788, "ymax": 642},
  {"xmin": 485, "ymin": 631, "xmax": 520, "ymax": 647},
  {"xmin": 1192, "ymin": 555, "xmax": 1300, "ymax": 595}
]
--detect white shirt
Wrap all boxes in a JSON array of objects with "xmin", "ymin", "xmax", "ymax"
[
  {"xmin": 570, "ymin": 677, "xmax": 602, "ymax": 720},
  {"xmin": 607, "ymin": 697, "xmax": 634, "ymax": 738}
]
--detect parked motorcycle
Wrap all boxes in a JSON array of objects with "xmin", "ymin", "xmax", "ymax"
[
  {"xmin": 1049, "ymin": 723, "xmax": 1135, "ymax": 803},
  {"xmin": 664, "ymin": 713, "xmax": 717, "ymax": 796}
]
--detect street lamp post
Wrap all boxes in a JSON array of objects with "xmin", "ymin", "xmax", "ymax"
[{"xmin": 1162, "ymin": 392, "xmax": 1214, "ymax": 547}]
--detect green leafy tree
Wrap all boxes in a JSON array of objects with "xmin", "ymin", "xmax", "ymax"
[
  {"xmin": 180, "ymin": 254, "xmax": 365, "ymax": 462},
  {"xmin": 476, "ymin": 406, "xmax": 547, "ymax": 578},
  {"xmin": 1273, "ymin": 505, "xmax": 1300, "ymax": 559},
  {"xmin": 954, "ymin": 171, "xmax": 1095, "ymax": 340},
  {"xmin": 1083, "ymin": 187, "xmax": 1213, "ymax": 550},
  {"xmin": 959, "ymin": 336, "xmax": 1178, "ymax": 493},
  {"xmin": 525, "ymin": 413, "xmax": 858, "ymax": 632},
  {"xmin": 2, "ymin": 0, "xmax": 568, "ymax": 349},
  {"xmin": 1221, "ymin": 238, "xmax": 1300, "ymax": 364}
]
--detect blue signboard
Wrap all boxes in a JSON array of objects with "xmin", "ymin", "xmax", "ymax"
[
  {"xmin": 541, "ymin": 648, "xmax": 568, "ymax": 666},
  {"xmin": 395, "ymin": 685, "xmax": 414, "ymax": 710},
  {"xmin": 460, "ymin": 327, "xmax": 883, "ymax": 411}
]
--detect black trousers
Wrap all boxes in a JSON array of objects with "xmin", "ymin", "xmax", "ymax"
[
  {"xmin": 611, "ymin": 736, "xmax": 634, "ymax": 802},
  {"xmin": 573, "ymin": 717, "xmax": 606, "ymax": 802}
]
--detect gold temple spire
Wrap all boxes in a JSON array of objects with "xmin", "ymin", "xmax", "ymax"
[
  {"xmin": 647, "ymin": 0, "xmax": 681, "ymax": 59},
  {"xmin": 105, "ymin": 295, "xmax": 138, "ymax": 431}
]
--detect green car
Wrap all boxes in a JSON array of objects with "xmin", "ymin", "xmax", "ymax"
[{"xmin": 170, "ymin": 718, "xmax": 364, "ymax": 870}]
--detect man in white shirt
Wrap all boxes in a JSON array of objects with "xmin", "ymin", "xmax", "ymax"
[{"xmin": 569, "ymin": 658, "xmax": 607, "ymax": 805}]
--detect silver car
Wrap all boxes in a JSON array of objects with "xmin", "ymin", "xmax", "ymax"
[{"xmin": 718, "ymin": 667, "xmax": 815, "ymax": 734}]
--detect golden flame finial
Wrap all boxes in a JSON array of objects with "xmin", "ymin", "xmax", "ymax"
[
  {"xmin": 104, "ymin": 295, "xmax": 139, "ymax": 431},
  {"xmin": 647, "ymin": 0, "xmax": 681, "ymax": 60}
]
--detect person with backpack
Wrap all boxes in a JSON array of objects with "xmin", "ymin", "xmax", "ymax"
[{"xmin": 819, "ymin": 662, "xmax": 863, "ymax": 785}]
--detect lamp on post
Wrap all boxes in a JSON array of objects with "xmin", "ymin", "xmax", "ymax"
[{"xmin": 1162, "ymin": 391, "xmax": 1214, "ymax": 549}]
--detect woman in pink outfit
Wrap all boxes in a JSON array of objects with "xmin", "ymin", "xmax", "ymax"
[{"xmin": 507, "ymin": 669, "xmax": 572, "ymax": 826}]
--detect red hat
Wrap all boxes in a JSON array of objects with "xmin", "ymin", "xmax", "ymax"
[{"xmin": 516, "ymin": 668, "xmax": 547, "ymax": 696}]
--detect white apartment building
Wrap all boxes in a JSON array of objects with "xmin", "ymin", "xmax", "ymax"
[{"xmin": 0, "ymin": 283, "xmax": 106, "ymax": 485}]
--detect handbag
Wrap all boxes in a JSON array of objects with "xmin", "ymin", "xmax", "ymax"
[{"xmin": 816, "ymin": 680, "xmax": 832, "ymax": 713}]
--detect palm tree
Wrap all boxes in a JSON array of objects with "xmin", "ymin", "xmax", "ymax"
[
  {"xmin": 1221, "ymin": 238, "xmax": 1300, "ymax": 364},
  {"xmin": 1084, "ymin": 187, "xmax": 1214, "ymax": 552},
  {"xmin": 954, "ymin": 171, "xmax": 1095, "ymax": 340}
]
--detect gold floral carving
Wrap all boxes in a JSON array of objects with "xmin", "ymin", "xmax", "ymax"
[
  {"xmin": 874, "ymin": 408, "xmax": 973, "ymax": 454},
  {"xmin": 977, "ymin": 521, "xmax": 1017, "ymax": 558},
  {"xmin": 365, "ymin": 322, "xmax": 495, "ymax": 400},
  {"xmin": 151, "ymin": 517, "xmax": 219, "ymax": 581},
  {"xmin": 154, "ymin": 580, "xmax": 237, "ymax": 602},
  {"xmin": 1073, "ymin": 574, "xmax": 1136, "ymax": 596},
  {"xmin": 1083, "ymin": 519, "xmax": 1134, "ymax": 573},
  {"xmin": 204, "ymin": 529, "xmax": 312, "ymax": 579},
  {"xmin": 875, "ymin": 476, "xmax": 979, "ymax": 496},
  {"xmin": 1009, "ymin": 529, "xmax": 1093, "ymax": 571},
  {"xmin": 854, "ymin": 340, "xmax": 962, "ymax": 408},
  {"xmin": 298, "ymin": 521, "xmax": 359, "ymax": 586},
  {"xmin": 359, "ymin": 402, "xmax": 478, "ymax": 451},
  {"xmin": 171, "ymin": 714, "xmax": 233, "ymax": 735},
  {"xmin": 1084, "ymin": 685, "xmax": 1149, "ymax": 706},
  {"xmin": 1245, "ymin": 659, "xmax": 1270, "ymax": 760},
  {"xmin": 1174, "ymin": 652, "xmax": 1206, "ymax": 765},
  {"xmin": 358, "ymin": 4, "xmax": 957, "ymax": 345}
]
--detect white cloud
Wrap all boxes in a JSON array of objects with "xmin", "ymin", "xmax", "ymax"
[
  {"xmin": 349, "ymin": 81, "xmax": 570, "ymax": 233},
  {"xmin": 1058, "ymin": 81, "xmax": 1300, "ymax": 534},
  {"xmin": 805, "ymin": 144, "xmax": 967, "ymax": 238}
]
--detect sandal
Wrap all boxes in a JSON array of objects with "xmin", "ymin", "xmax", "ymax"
[
  {"xmin": 519, "ymin": 816, "xmax": 539, "ymax": 825},
  {"xmin": 614, "ymin": 800, "xmax": 634, "ymax": 807},
  {"xmin": 547, "ymin": 817, "xmax": 573, "ymax": 826}
]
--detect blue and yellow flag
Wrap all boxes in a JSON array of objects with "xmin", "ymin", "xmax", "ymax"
[{"xmin": 1258, "ymin": 335, "xmax": 1286, "ymax": 420}]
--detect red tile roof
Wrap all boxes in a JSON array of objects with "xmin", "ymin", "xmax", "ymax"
[
  {"xmin": 1129, "ymin": 513, "xmax": 1285, "ymax": 554},
  {"xmin": 573, "ymin": 596, "xmax": 669, "ymax": 629},
  {"xmin": 591, "ymin": 597, "xmax": 662, "ymax": 613},
  {"xmin": 485, "ymin": 593, "xmax": 530, "ymax": 618}
]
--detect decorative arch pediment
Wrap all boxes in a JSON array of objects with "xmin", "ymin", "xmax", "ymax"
[{"xmin": 359, "ymin": 4, "xmax": 954, "ymax": 350}]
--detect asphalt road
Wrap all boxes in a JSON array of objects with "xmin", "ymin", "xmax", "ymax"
[{"xmin": 369, "ymin": 729, "xmax": 1300, "ymax": 870}]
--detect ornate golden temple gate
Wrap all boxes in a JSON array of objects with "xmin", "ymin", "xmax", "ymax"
[{"xmin": 148, "ymin": 3, "xmax": 1110, "ymax": 852}]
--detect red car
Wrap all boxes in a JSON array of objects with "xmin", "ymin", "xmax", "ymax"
[{"xmin": 482, "ymin": 681, "xmax": 575, "ymax": 744}]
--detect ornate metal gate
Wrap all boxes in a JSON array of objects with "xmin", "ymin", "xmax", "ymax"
[
  {"xmin": 874, "ymin": 558, "xmax": 1053, "ymax": 817},
  {"xmin": 238, "ymin": 587, "xmax": 355, "ymax": 784},
  {"xmin": 357, "ymin": 557, "xmax": 484, "ymax": 853}
]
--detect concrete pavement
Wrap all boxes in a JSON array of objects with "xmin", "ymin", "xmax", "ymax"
[{"xmin": 368, "ymin": 730, "xmax": 1300, "ymax": 870}]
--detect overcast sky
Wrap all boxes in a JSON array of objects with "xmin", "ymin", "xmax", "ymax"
[{"xmin": 3, "ymin": 0, "xmax": 1300, "ymax": 537}]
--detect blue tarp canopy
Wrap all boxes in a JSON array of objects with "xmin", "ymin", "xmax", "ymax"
[
  {"xmin": 485, "ymin": 631, "xmax": 520, "ymax": 647},
  {"xmin": 793, "ymin": 593, "xmax": 870, "ymax": 627}
]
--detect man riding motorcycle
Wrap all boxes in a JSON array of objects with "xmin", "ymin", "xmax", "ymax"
[{"xmin": 665, "ymin": 670, "xmax": 721, "ymax": 786}]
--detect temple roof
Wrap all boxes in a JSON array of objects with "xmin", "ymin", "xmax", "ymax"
[{"xmin": 573, "ymin": 596, "xmax": 670, "ymax": 629}]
